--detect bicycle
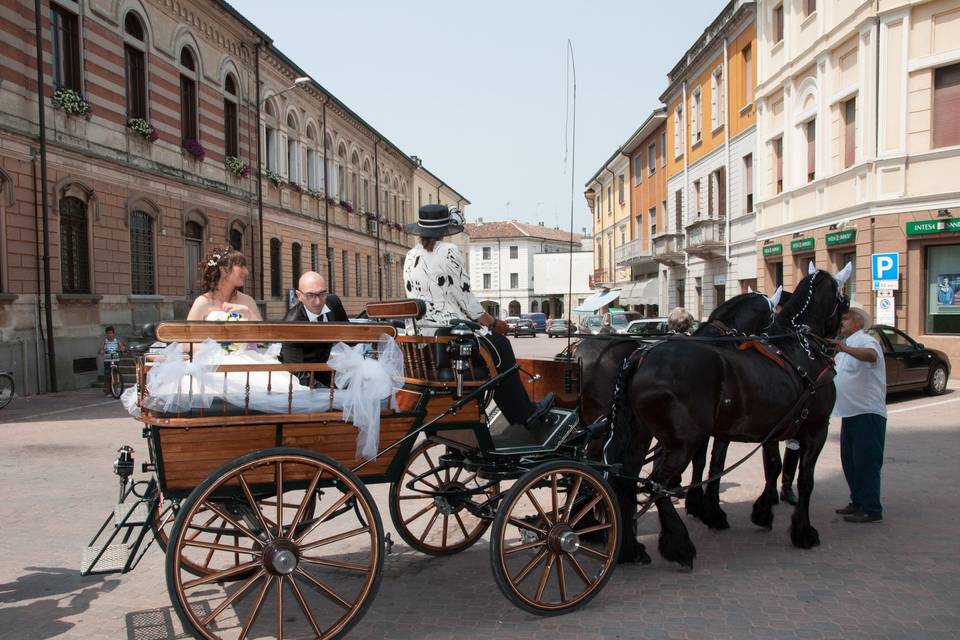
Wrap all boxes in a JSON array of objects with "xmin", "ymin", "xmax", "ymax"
[
  {"xmin": 0, "ymin": 370, "xmax": 13, "ymax": 409},
  {"xmin": 106, "ymin": 356, "xmax": 125, "ymax": 399}
]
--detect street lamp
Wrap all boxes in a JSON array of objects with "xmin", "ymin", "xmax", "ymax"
[{"xmin": 255, "ymin": 76, "xmax": 310, "ymax": 308}]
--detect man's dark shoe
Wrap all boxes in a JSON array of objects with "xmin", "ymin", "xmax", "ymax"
[
  {"xmin": 525, "ymin": 392, "xmax": 555, "ymax": 428},
  {"xmin": 843, "ymin": 512, "xmax": 882, "ymax": 523},
  {"xmin": 835, "ymin": 503, "xmax": 858, "ymax": 515},
  {"xmin": 779, "ymin": 485, "xmax": 798, "ymax": 506}
]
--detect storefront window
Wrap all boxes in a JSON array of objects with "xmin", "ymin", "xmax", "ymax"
[
  {"xmin": 926, "ymin": 244, "xmax": 960, "ymax": 334},
  {"xmin": 840, "ymin": 251, "xmax": 856, "ymax": 300}
]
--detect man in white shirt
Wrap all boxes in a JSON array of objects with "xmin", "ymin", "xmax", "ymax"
[{"xmin": 829, "ymin": 301, "xmax": 887, "ymax": 523}]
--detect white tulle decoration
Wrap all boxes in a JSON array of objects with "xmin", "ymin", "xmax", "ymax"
[{"xmin": 327, "ymin": 334, "xmax": 405, "ymax": 460}]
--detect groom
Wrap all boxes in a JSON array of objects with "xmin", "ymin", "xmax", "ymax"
[{"xmin": 280, "ymin": 271, "xmax": 349, "ymax": 387}]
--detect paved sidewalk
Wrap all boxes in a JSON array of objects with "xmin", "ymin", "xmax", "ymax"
[{"xmin": 0, "ymin": 387, "xmax": 958, "ymax": 639}]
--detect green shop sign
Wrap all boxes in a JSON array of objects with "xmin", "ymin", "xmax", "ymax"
[
  {"xmin": 790, "ymin": 237, "xmax": 815, "ymax": 252},
  {"xmin": 905, "ymin": 219, "xmax": 960, "ymax": 236},
  {"xmin": 825, "ymin": 229, "xmax": 856, "ymax": 246},
  {"xmin": 762, "ymin": 243, "xmax": 783, "ymax": 257}
]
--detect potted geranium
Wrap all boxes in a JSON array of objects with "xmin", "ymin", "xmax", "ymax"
[
  {"xmin": 288, "ymin": 182, "xmax": 303, "ymax": 193},
  {"xmin": 366, "ymin": 211, "xmax": 377, "ymax": 221},
  {"xmin": 262, "ymin": 169, "xmax": 283, "ymax": 188},
  {"xmin": 52, "ymin": 88, "xmax": 90, "ymax": 116},
  {"xmin": 341, "ymin": 200, "xmax": 353, "ymax": 213},
  {"xmin": 182, "ymin": 138, "xmax": 206, "ymax": 161},
  {"xmin": 224, "ymin": 156, "xmax": 250, "ymax": 178},
  {"xmin": 127, "ymin": 118, "xmax": 158, "ymax": 142}
]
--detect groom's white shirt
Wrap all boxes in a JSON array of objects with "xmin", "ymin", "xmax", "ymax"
[{"xmin": 305, "ymin": 304, "xmax": 331, "ymax": 323}]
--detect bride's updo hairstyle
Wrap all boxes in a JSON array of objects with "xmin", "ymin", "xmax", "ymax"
[{"xmin": 199, "ymin": 247, "xmax": 246, "ymax": 293}]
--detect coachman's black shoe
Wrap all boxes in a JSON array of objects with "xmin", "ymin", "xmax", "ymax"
[
  {"xmin": 525, "ymin": 393, "xmax": 555, "ymax": 428},
  {"xmin": 835, "ymin": 503, "xmax": 859, "ymax": 515}
]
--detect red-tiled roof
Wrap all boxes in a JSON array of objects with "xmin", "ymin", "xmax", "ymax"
[{"xmin": 464, "ymin": 220, "xmax": 582, "ymax": 242}]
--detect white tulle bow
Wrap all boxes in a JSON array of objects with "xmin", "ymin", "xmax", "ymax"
[{"xmin": 327, "ymin": 334, "xmax": 405, "ymax": 460}]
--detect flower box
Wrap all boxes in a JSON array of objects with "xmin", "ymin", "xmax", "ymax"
[
  {"xmin": 182, "ymin": 138, "xmax": 206, "ymax": 161},
  {"xmin": 127, "ymin": 118, "xmax": 158, "ymax": 142},
  {"xmin": 52, "ymin": 88, "xmax": 90, "ymax": 116},
  {"xmin": 224, "ymin": 156, "xmax": 250, "ymax": 178}
]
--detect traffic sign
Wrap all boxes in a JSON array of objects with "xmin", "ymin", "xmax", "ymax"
[{"xmin": 871, "ymin": 252, "xmax": 899, "ymax": 290}]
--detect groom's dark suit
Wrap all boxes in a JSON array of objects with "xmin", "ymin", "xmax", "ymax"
[{"xmin": 280, "ymin": 294, "xmax": 349, "ymax": 387}]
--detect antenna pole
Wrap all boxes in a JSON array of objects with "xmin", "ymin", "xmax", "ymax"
[{"xmin": 565, "ymin": 40, "xmax": 577, "ymax": 354}]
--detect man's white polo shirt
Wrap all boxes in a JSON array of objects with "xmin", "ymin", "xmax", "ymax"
[{"xmin": 832, "ymin": 329, "xmax": 887, "ymax": 419}]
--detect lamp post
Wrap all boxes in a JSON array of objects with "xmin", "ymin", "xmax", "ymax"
[{"xmin": 255, "ymin": 75, "xmax": 309, "ymax": 307}]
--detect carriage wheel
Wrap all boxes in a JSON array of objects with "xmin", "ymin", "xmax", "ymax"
[
  {"xmin": 166, "ymin": 447, "xmax": 384, "ymax": 640},
  {"xmin": 490, "ymin": 461, "xmax": 620, "ymax": 616},
  {"xmin": 388, "ymin": 440, "xmax": 498, "ymax": 556}
]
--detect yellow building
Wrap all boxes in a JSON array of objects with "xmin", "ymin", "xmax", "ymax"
[{"xmin": 585, "ymin": 150, "xmax": 632, "ymax": 292}]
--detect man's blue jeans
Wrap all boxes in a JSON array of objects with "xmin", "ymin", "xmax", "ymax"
[{"xmin": 840, "ymin": 413, "xmax": 886, "ymax": 516}]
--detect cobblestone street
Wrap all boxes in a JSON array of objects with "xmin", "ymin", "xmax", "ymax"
[{"xmin": 1, "ymin": 354, "xmax": 959, "ymax": 639}]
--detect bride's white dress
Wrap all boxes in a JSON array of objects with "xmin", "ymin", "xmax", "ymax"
[{"xmin": 121, "ymin": 312, "xmax": 404, "ymax": 459}]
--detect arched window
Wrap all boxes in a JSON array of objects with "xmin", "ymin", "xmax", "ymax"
[
  {"xmin": 59, "ymin": 196, "xmax": 89, "ymax": 293},
  {"xmin": 123, "ymin": 12, "xmax": 147, "ymax": 119},
  {"xmin": 229, "ymin": 222, "xmax": 244, "ymax": 252},
  {"xmin": 337, "ymin": 143, "xmax": 347, "ymax": 201},
  {"xmin": 305, "ymin": 124, "xmax": 318, "ymax": 189},
  {"xmin": 291, "ymin": 242, "xmax": 302, "ymax": 286},
  {"xmin": 287, "ymin": 113, "xmax": 300, "ymax": 185},
  {"xmin": 130, "ymin": 210, "xmax": 155, "ymax": 295},
  {"xmin": 264, "ymin": 102, "xmax": 278, "ymax": 172},
  {"xmin": 223, "ymin": 73, "xmax": 239, "ymax": 158},
  {"xmin": 542, "ymin": 301, "xmax": 551, "ymax": 317},
  {"xmin": 323, "ymin": 132, "xmax": 333, "ymax": 195},
  {"xmin": 270, "ymin": 238, "xmax": 282, "ymax": 298},
  {"xmin": 184, "ymin": 220, "xmax": 203, "ymax": 298},
  {"xmin": 179, "ymin": 47, "xmax": 198, "ymax": 144},
  {"xmin": 350, "ymin": 151, "xmax": 360, "ymax": 205},
  {"xmin": 508, "ymin": 300, "xmax": 521, "ymax": 316},
  {"xmin": 51, "ymin": 2, "xmax": 81, "ymax": 92},
  {"xmin": 361, "ymin": 160, "xmax": 370, "ymax": 211},
  {"xmin": 392, "ymin": 178, "xmax": 399, "ymax": 223},
  {"xmin": 530, "ymin": 300, "xmax": 539, "ymax": 313}
]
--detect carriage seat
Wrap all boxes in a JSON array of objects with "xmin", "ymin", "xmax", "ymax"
[
  {"xmin": 488, "ymin": 408, "xmax": 580, "ymax": 455},
  {"xmin": 365, "ymin": 299, "xmax": 426, "ymax": 322}
]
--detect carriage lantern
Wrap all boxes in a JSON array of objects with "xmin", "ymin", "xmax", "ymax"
[{"xmin": 448, "ymin": 321, "xmax": 475, "ymax": 398}]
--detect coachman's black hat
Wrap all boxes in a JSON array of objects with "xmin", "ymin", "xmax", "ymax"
[{"xmin": 404, "ymin": 204, "xmax": 464, "ymax": 238}]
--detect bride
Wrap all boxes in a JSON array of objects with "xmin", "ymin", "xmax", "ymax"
[{"xmin": 126, "ymin": 247, "xmax": 403, "ymax": 459}]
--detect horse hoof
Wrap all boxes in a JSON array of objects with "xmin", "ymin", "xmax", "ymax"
[
  {"xmin": 658, "ymin": 533, "xmax": 697, "ymax": 569},
  {"xmin": 618, "ymin": 542, "xmax": 652, "ymax": 565},
  {"xmin": 684, "ymin": 489, "xmax": 704, "ymax": 519},
  {"xmin": 790, "ymin": 524, "xmax": 821, "ymax": 549},
  {"xmin": 750, "ymin": 508, "xmax": 774, "ymax": 530},
  {"xmin": 701, "ymin": 508, "xmax": 730, "ymax": 530}
]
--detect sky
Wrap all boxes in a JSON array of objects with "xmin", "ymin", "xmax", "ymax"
[{"xmin": 229, "ymin": 0, "xmax": 727, "ymax": 234}]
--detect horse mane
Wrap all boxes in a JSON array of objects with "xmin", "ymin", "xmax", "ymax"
[{"xmin": 774, "ymin": 270, "xmax": 844, "ymax": 338}]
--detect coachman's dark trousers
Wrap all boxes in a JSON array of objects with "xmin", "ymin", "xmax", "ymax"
[{"xmin": 478, "ymin": 333, "xmax": 536, "ymax": 425}]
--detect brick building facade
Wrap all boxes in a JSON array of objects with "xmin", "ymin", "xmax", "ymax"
[{"xmin": 0, "ymin": 0, "xmax": 466, "ymax": 394}]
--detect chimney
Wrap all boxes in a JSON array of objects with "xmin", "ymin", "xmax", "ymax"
[{"xmin": 538, "ymin": 221, "xmax": 544, "ymax": 226}]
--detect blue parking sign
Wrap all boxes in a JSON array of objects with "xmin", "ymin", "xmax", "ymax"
[{"xmin": 871, "ymin": 252, "xmax": 899, "ymax": 282}]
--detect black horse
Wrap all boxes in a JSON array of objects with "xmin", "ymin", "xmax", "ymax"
[
  {"xmin": 603, "ymin": 269, "xmax": 847, "ymax": 568},
  {"xmin": 574, "ymin": 289, "xmax": 781, "ymax": 561}
]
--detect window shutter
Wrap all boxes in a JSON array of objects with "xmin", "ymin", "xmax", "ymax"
[
  {"xmin": 707, "ymin": 175, "xmax": 714, "ymax": 216},
  {"xmin": 278, "ymin": 131, "xmax": 288, "ymax": 179},
  {"xmin": 718, "ymin": 167, "xmax": 726, "ymax": 218},
  {"xmin": 844, "ymin": 98, "xmax": 856, "ymax": 168},
  {"xmin": 933, "ymin": 64, "xmax": 960, "ymax": 148}
]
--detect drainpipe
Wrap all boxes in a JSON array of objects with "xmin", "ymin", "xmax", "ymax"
[
  {"xmin": 604, "ymin": 165, "xmax": 616, "ymax": 286},
  {"xmin": 254, "ymin": 41, "xmax": 264, "ymax": 303},
  {"xmin": 33, "ymin": 0, "xmax": 57, "ymax": 392},
  {"xmin": 30, "ymin": 150, "xmax": 44, "ymax": 393},
  {"xmin": 322, "ymin": 99, "xmax": 331, "ymax": 285},
  {"xmin": 436, "ymin": 180, "xmax": 444, "ymax": 203},
  {"xmin": 681, "ymin": 80, "xmax": 690, "ymax": 307},
  {"xmin": 723, "ymin": 37, "xmax": 732, "ymax": 264},
  {"xmin": 374, "ymin": 140, "xmax": 382, "ymax": 299}
]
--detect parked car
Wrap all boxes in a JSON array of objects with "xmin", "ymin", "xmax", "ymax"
[
  {"xmin": 521, "ymin": 312, "xmax": 547, "ymax": 332},
  {"xmin": 864, "ymin": 325, "xmax": 951, "ymax": 395},
  {"xmin": 579, "ymin": 315, "xmax": 603, "ymax": 335},
  {"xmin": 546, "ymin": 319, "xmax": 574, "ymax": 338},
  {"xmin": 600, "ymin": 311, "xmax": 643, "ymax": 334},
  {"xmin": 626, "ymin": 318, "xmax": 702, "ymax": 337},
  {"xmin": 504, "ymin": 316, "xmax": 520, "ymax": 332},
  {"xmin": 513, "ymin": 318, "xmax": 537, "ymax": 337}
]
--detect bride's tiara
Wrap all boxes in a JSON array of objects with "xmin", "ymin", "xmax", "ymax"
[{"xmin": 206, "ymin": 253, "xmax": 222, "ymax": 267}]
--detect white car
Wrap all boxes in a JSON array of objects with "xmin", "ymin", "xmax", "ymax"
[{"xmin": 625, "ymin": 318, "xmax": 702, "ymax": 337}]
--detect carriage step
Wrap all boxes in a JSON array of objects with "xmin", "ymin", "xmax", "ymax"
[
  {"xmin": 115, "ymin": 502, "xmax": 151, "ymax": 527},
  {"xmin": 80, "ymin": 544, "xmax": 130, "ymax": 575}
]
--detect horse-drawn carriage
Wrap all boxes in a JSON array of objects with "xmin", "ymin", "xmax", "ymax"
[
  {"xmin": 82, "ymin": 264, "xmax": 849, "ymax": 639},
  {"xmin": 82, "ymin": 299, "xmax": 622, "ymax": 639}
]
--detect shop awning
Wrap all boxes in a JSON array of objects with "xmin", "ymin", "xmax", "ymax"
[
  {"xmin": 574, "ymin": 289, "xmax": 621, "ymax": 313},
  {"xmin": 620, "ymin": 278, "xmax": 659, "ymax": 306}
]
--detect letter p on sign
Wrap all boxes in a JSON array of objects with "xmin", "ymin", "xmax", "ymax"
[{"xmin": 871, "ymin": 252, "xmax": 899, "ymax": 290}]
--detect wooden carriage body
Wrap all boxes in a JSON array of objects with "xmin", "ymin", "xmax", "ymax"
[{"xmin": 135, "ymin": 313, "xmax": 579, "ymax": 500}]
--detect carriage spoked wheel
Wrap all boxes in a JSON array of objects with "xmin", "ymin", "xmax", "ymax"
[
  {"xmin": 490, "ymin": 461, "xmax": 621, "ymax": 616},
  {"xmin": 166, "ymin": 447, "xmax": 384, "ymax": 640},
  {"xmin": 389, "ymin": 440, "xmax": 499, "ymax": 556}
]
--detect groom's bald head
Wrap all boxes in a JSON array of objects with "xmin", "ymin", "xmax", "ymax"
[{"xmin": 296, "ymin": 271, "xmax": 328, "ymax": 315}]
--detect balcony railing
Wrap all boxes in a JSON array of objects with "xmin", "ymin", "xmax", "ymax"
[
  {"xmin": 684, "ymin": 218, "xmax": 725, "ymax": 258},
  {"xmin": 589, "ymin": 268, "xmax": 610, "ymax": 288},
  {"xmin": 651, "ymin": 232, "xmax": 684, "ymax": 266},
  {"xmin": 615, "ymin": 239, "xmax": 654, "ymax": 266}
]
